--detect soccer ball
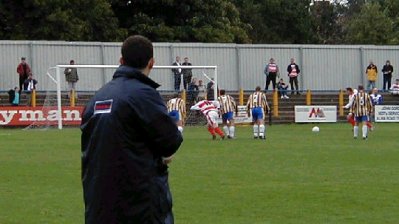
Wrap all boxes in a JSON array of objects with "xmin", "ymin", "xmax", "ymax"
[{"xmin": 312, "ymin": 126, "xmax": 320, "ymax": 132}]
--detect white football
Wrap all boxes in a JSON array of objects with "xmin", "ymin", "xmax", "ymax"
[{"xmin": 312, "ymin": 126, "xmax": 320, "ymax": 132}]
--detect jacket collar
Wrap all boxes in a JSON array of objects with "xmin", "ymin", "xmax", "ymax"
[{"xmin": 113, "ymin": 65, "xmax": 160, "ymax": 89}]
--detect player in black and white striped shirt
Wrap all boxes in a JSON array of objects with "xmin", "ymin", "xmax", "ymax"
[
  {"xmin": 217, "ymin": 89, "xmax": 237, "ymax": 139},
  {"xmin": 167, "ymin": 93, "xmax": 186, "ymax": 133},
  {"xmin": 350, "ymin": 85, "xmax": 373, "ymax": 139}
]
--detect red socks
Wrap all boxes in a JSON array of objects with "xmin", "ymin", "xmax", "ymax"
[{"xmin": 208, "ymin": 127, "xmax": 224, "ymax": 137}]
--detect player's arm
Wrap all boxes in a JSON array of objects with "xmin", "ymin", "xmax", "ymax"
[
  {"xmin": 190, "ymin": 101, "xmax": 201, "ymax": 110},
  {"xmin": 246, "ymin": 96, "xmax": 251, "ymax": 116}
]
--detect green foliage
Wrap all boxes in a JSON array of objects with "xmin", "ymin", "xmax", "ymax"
[
  {"xmin": 1, "ymin": 124, "xmax": 399, "ymax": 223},
  {"xmin": 344, "ymin": 3, "xmax": 393, "ymax": 44},
  {"xmin": 111, "ymin": 0, "xmax": 251, "ymax": 43},
  {"xmin": 0, "ymin": 0, "xmax": 126, "ymax": 41},
  {"xmin": 1, "ymin": 0, "xmax": 399, "ymax": 43},
  {"xmin": 233, "ymin": 0, "xmax": 316, "ymax": 44}
]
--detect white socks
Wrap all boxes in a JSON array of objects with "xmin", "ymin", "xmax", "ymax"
[
  {"xmin": 229, "ymin": 126, "xmax": 235, "ymax": 138},
  {"xmin": 253, "ymin": 125, "xmax": 259, "ymax": 137},
  {"xmin": 353, "ymin": 125, "xmax": 368, "ymax": 139},
  {"xmin": 354, "ymin": 126, "xmax": 358, "ymax": 138},
  {"xmin": 362, "ymin": 125, "xmax": 368, "ymax": 138},
  {"xmin": 223, "ymin": 125, "xmax": 235, "ymax": 138},
  {"xmin": 259, "ymin": 125, "xmax": 265, "ymax": 137},
  {"xmin": 223, "ymin": 126, "xmax": 229, "ymax": 136}
]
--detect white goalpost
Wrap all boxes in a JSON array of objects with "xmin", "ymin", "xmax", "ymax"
[{"xmin": 48, "ymin": 64, "xmax": 218, "ymax": 129}]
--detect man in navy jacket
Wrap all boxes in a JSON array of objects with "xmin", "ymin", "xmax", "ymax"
[{"xmin": 81, "ymin": 35, "xmax": 183, "ymax": 224}]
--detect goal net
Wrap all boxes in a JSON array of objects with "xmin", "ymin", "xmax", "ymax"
[{"xmin": 44, "ymin": 64, "xmax": 218, "ymax": 129}]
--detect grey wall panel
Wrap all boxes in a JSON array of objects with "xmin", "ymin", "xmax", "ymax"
[
  {"xmin": 238, "ymin": 46, "xmax": 300, "ymax": 90},
  {"xmin": 2, "ymin": 41, "xmax": 399, "ymax": 93},
  {"xmin": 170, "ymin": 45, "xmax": 238, "ymax": 90},
  {"xmin": 31, "ymin": 44, "xmax": 103, "ymax": 91},
  {"xmin": 362, "ymin": 47, "xmax": 399, "ymax": 89},
  {"xmin": 303, "ymin": 48, "xmax": 361, "ymax": 91},
  {"xmin": 0, "ymin": 43, "xmax": 31, "ymax": 90}
]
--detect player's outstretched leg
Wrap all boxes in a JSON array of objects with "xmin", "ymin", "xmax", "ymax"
[
  {"xmin": 215, "ymin": 127, "xmax": 225, "ymax": 140},
  {"xmin": 208, "ymin": 127, "xmax": 216, "ymax": 140}
]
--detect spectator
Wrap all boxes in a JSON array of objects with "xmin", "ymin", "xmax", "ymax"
[
  {"xmin": 382, "ymin": 60, "xmax": 393, "ymax": 91},
  {"xmin": 206, "ymin": 78, "xmax": 215, "ymax": 100},
  {"xmin": 23, "ymin": 74, "xmax": 38, "ymax": 106},
  {"xmin": 369, "ymin": 87, "xmax": 382, "ymax": 129},
  {"xmin": 181, "ymin": 57, "xmax": 192, "ymax": 90},
  {"xmin": 287, "ymin": 58, "xmax": 301, "ymax": 95},
  {"xmin": 8, "ymin": 87, "xmax": 19, "ymax": 106},
  {"xmin": 277, "ymin": 78, "xmax": 289, "ymax": 99},
  {"xmin": 197, "ymin": 79, "xmax": 206, "ymax": 100},
  {"xmin": 264, "ymin": 57, "xmax": 280, "ymax": 91},
  {"xmin": 366, "ymin": 60, "xmax": 378, "ymax": 90},
  {"xmin": 171, "ymin": 56, "xmax": 182, "ymax": 92},
  {"xmin": 16, "ymin": 57, "xmax": 31, "ymax": 94},
  {"xmin": 390, "ymin": 79, "xmax": 399, "ymax": 95},
  {"xmin": 80, "ymin": 35, "xmax": 183, "ymax": 223},
  {"xmin": 64, "ymin": 59, "xmax": 79, "ymax": 99},
  {"xmin": 187, "ymin": 77, "xmax": 199, "ymax": 104}
]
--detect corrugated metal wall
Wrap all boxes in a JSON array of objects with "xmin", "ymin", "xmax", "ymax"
[{"xmin": 1, "ymin": 41, "xmax": 398, "ymax": 92}]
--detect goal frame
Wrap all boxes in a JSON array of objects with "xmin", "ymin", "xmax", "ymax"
[{"xmin": 52, "ymin": 65, "xmax": 218, "ymax": 129}]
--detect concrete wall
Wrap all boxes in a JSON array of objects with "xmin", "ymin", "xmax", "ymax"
[{"xmin": 1, "ymin": 41, "xmax": 398, "ymax": 92}]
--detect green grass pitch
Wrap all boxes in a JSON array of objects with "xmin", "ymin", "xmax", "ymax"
[{"xmin": 0, "ymin": 123, "xmax": 398, "ymax": 223}]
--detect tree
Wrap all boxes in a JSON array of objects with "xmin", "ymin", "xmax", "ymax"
[
  {"xmin": 232, "ymin": 0, "xmax": 316, "ymax": 44},
  {"xmin": 344, "ymin": 2, "xmax": 393, "ymax": 44},
  {"xmin": 110, "ymin": 0, "xmax": 251, "ymax": 43},
  {"xmin": 0, "ymin": 0, "xmax": 126, "ymax": 41},
  {"xmin": 310, "ymin": 0, "xmax": 345, "ymax": 44}
]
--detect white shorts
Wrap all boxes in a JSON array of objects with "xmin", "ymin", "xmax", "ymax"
[{"xmin": 205, "ymin": 110, "xmax": 219, "ymax": 128}]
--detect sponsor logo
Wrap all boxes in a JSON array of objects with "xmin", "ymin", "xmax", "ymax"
[
  {"xmin": 309, "ymin": 108, "xmax": 326, "ymax": 119},
  {"xmin": 94, "ymin": 99, "xmax": 113, "ymax": 114},
  {"xmin": 0, "ymin": 106, "xmax": 83, "ymax": 126}
]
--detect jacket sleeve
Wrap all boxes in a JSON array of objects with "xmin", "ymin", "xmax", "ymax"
[{"xmin": 132, "ymin": 88, "xmax": 182, "ymax": 158}]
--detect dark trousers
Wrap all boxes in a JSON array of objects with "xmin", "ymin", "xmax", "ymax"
[
  {"xmin": 265, "ymin": 73, "xmax": 277, "ymax": 91},
  {"xmin": 383, "ymin": 74, "xmax": 392, "ymax": 91},
  {"xmin": 174, "ymin": 74, "xmax": 181, "ymax": 91},
  {"xmin": 289, "ymin": 76, "xmax": 299, "ymax": 94},
  {"xmin": 183, "ymin": 75, "xmax": 192, "ymax": 90},
  {"xmin": 19, "ymin": 76, "xmax": 26, "ymax": 94}
]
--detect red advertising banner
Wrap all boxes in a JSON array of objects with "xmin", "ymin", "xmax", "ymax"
[{"xmin": 0, "ymin": 106, "xmax": 84, "ymax": 126}]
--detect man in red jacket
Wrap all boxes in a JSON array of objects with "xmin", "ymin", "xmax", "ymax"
[{"xmin": 16, "ymin": 57, "xmax": 31, "ymax": 94}]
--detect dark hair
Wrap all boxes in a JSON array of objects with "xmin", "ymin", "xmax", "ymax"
[
  {"xmin": 358, "ymin": 85, "xmax": 364, "ymax": 90},
  {"xmin": 121, "ymin": 35, "xmax": 153, "ymax": 69},
  {"xmin": 346, "ymin": 87, "xmax": 353, "ymax": 92},
  {"xmin": 220, "ymin": 89, "xmax": 225, "ymax": 95},
  {"xmin": 255, "ymin": 86, "xmax": 261, "ymax": 91}
]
